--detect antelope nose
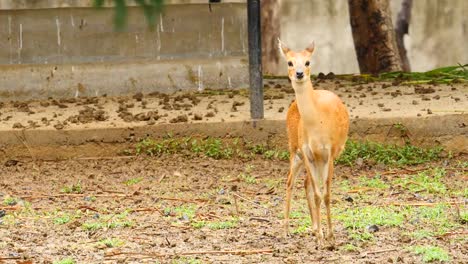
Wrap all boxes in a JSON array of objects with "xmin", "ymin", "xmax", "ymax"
[{"xmin": 296, "ymin": 72, "xmax": 304, "ymax": 79}]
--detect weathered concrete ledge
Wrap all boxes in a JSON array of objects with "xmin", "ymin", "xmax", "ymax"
[
  {"xmin": 0, "ymin": 57, "xmax": 248, "ymax": 101},
  {"xmin": 1, "ymin": 114, "xmax": 466, "ymax": 160}
]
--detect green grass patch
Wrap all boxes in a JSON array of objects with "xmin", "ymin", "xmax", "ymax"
[
  {"xmin": 335, "ymin": 206, "xmax": 405, "ymax": 230},
  {"xmin": 53, "ymin": 258, "xmax": 76, "ymax": 264},
  {"xmin": 379, "ymin": 64, "xmax": 468, "ymax": 84},
  {"xmin": 394, "ymin": 168, "xmax": 447, "ymax": 194},
  {"xmin": 54, "ymin": 213, "xmax": 73, "ymax": 225},
  {"xmin": 134, "ymin": 137, "xmax": 443, "ymax": 167},
  {"xmin": 171, "ymin": 257, "xmax": 203, "ymax": 264},
  {"xmin": 239, "ymin": 164, "xmax": 257, "ymax": 184},
  {"xmin": 192, "ymin": 218, "xmax": 238, "ymax": 230},
  {"xmin": 82, "ymin": 211, "xmax": 133, "ymax": 231},
  {"xmin": 337, "ymin": 140, "xmax": 443, "ymax": 166},
  {"xmin": 61, "ymin": 182, "xmax": 83, "ymax": 194},
  {"xmin": 340, "ymin": 243, "xmax": 360, "ymax": 252},
  {"xmin": 410, "ymin": 229, "xmax": 435, "ymax": 240},
  {"xmin": 409, "ymin": 245, "xmax": 450, "ymax": 262},
  {"xmin": 124, "ymin": 177, "xmax": 143, "ymax": 186},
  {"xmin": 99, "ymin": 238, "xmax": 124, "ymax": 248},
  {"xmin": 358, "ymin": 175, "xmax": 389, "ymax": 189},
  {"xmin": 166, "ymin": 205, "xmax": 197, "ymax": 220},
  {"xmin": 3, "ymin": 196, "xmax": 18, "ymax": 206}
]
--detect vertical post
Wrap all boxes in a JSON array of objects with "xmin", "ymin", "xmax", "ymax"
[{"xmin": 247, "ymin": 0, "xmax": 264, "ymax": 120}]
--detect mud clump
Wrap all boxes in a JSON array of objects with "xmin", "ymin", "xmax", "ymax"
[
  {"xmin": 13, "ymin": 101, "xmax": 33, "ymax": 113},
  {"xmin": 193, "ymin": 114, "xmax": 203, "ymax": 121},
  {"xmin": 67, "ymin": 106, "xmax": 108, "ymax": 124},
  {"xmin": 205, "ymin": 112, "xmax": 215, "ymax": 118},
  {"xmin": 414, "ymin": 86, "xmax": 435, "ymax": 94},
  {"xmin": 12, "ymin": 122, "xmax": 24, "ymax": 129},
  {"xmin": 231, "ymin": 101, "xmax": 245, "ymax": 112},
  {"xmin": 134, "ymin": 111, "xmax": 161, "ymax": 121},
  {"xmin": 133, "ymin": 92, "xmax": 144, "ymax": 102},
  {"xmin": 170, "ymin": 115, "xmax": 188, "ymax": 123}
]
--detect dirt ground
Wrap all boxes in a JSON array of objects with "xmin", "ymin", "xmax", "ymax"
[
  {"xmin": 1, "ymin": 79, "xmax": 466, "ymax": 132},
  {"xmin": 0, "ymin": 152, "xmax": 466, "ymax": 263}
]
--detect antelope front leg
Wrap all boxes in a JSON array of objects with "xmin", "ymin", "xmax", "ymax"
[
  {"xmin": 284, "ymin": 154, "xmax": 302, "ymax": 237},
  {"xmin": 302, "ymin": 150, "xmax": 324, "ymax": 245},
  {"xmin": 324, "ymin": 160, "xmax": 335, "ymax": 244}
]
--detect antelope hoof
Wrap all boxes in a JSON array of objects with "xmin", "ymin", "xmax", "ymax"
[{"xmin": 283, "ymin": 221, "xmax": 291, "ymax": 237}]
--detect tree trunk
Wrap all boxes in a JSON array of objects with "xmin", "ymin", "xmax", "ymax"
[
  {"xmin": 395, "ymin": 0, "xmax": 413, "ymax": 72},
  {"xmin": 261, "ymin": 0, "xmax": 281, "ymax": 75},
  {"xmin": 348, "ymin": 0, "xmax": 402, "ymax": 74}
]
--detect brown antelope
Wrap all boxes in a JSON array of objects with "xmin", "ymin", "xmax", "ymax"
[{"xmin": 279, "ymin": 39, "xmax": 349, "ymax": 245}]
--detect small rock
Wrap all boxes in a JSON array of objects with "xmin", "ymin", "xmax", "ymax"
[
  {"xmin": 12, "ymin": 123, "xmax": 24, "ymax": 129},
  {"xmin": 54, "ymin": 123, "xmax": 64, "ymax": 130},
  {"xmin": 193, "ymin": 114, "xmax": 203, "ymax": 120},
  {"xmin": 367, "ymin": 224, "xmax": 379, "ymax": 233},
  {"xmin": 0, "ymin": 210, "xmax": 6, "ymax": 218},
  {"xmin": 133, "ymin": 92, "xmax": 144, "ymax": 101},
  {"xmin": 205, "ymin": 112, "xmax": 215, "ymax": 117},
  {"xmin": 278, "ymin": 106, "xmax": 285, "ymax": 113},
  {"xmin": 344, "ymin": 196, "xmax": 354, "ymax": 203},
  {"xmin": 169, "ymin": 115, "xmax": 188, "ymax": 123},
  {"xmin": 414, "ymin": 86, "xmax": 435, "ymax": 94},
  {"xmin": 218, "ymin": 188, "xmax": 225, "ymax": 195},
  {"xmin": 4, "ymin": 160, "xmax": 19, "ymax": 167}
]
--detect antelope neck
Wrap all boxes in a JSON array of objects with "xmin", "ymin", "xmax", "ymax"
[{"xmin": 292, "ymin": 79, "xmax": 318, "ymax": 123}]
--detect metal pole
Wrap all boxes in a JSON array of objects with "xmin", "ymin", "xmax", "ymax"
[{"xmin": 247, "ymin": 0, "xmax": 264, "ymax": 120}]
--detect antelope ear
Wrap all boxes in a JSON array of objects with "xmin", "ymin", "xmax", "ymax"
[
  {"xmin": 278, "ymin": 38, "xmax": 290, "ymax": 59},
  {"xmin": 305, "ymin": 41, "xmax": 315, "ymax": 54}
]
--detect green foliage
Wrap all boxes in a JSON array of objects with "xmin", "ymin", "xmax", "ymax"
[
  {"xmin": 82, "ymin": 211, "xmax": 133, "ymax": 231},
  {"xmin": 135, "ymin": 136, "xmax": 289, "ymax": 161},
  {"xmin": 394, "ymin": 168, "xmax": 447, "ymax": 194},
  {"xmin": 54, "ymin": 214, "xmax": 72, "ymax": 225},
  {"xmin": 192, "ymin": 218, "xmax": 238, "ymax": 230},
  {"xmin": 53, "ymin": 258, "xmax": 76, "ymax": 264},
  {"xmin": 99, "ymin": 238, "xmax": 125, "ymax": 248},
  {"xmin": 335, "ymin": 206, "xmax": 405, "ymax": 229},
  {"xmin": 124, "ymin": 177, "xmax": 143, "ymax": 186},
  {"xmin": 336, "ymin": 140, "xmax": 443, "ymax": 166},
  {"xmin": 341, "ymin": 243, "xmax": 360, "ymax": 252},
  {"xmin": 3, "ymin": 196, "xmax": 18, "ymax": 206},
  {"xmin": 61, "ymin": 182, "xmax": 83, "ymax": 194},
  {"xmin": 170, "ymin": 205, "xmax": 197, "ymax": 220},
  {"xmin": 239, "ymin": 164, "xmax": 257, "ymax": 184},
  {"xmin": 380, "ymin": 64, "xmax": 468, "ymax": 84},
  {"xmin": 358, "ymin": 175, "xmax": 389, "ymax": 189},
  {"xmin": 94, "ymin": 0, "xmax": 164, "ymax": 31},
  {"xmin": 410, "ymin": 245, "xmax": 450, "ymax": 262}
]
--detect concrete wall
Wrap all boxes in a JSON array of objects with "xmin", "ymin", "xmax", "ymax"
[
  {"xmin": 0, "ymin": 0, "xmax": 466, "ymax": 101},
  {"xmin": 0, "ymin": 2, "xmax": 248, "ymax": 101},
  {"xmin": 280, "ymin": 0, "xmax": 468, "ymax": 74}
]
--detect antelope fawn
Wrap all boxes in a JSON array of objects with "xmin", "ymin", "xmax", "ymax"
[{"xmin": 279, "ymin": 39, "xmax": 349, "ymax": 245}]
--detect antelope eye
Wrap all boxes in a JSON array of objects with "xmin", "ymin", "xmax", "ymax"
[
  {"xmin": 287, "ymin": 61, "xmax": 293, "ymax": 67},
  {"xmin": 305, "ymin": 61, "xmax": 310, "ymax": 66}
]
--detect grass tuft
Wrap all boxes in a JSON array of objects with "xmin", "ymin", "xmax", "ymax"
[
  {"xmin": 410, "ymin": 245, "xmax": 450, "ymax": 262},
  {"xmin": 337, "ymin": 140, "xmax": 443, "ymax": 166},
  {"xmin": 53, "ymin": 258, "xmax": 76, "ymax": 264}
]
